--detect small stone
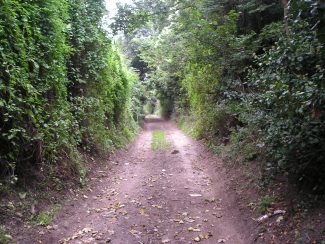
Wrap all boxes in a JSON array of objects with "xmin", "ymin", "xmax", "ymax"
[
  {"xmin": 194, "ymin": 237, "xmax": 201, "ymax": 242},
  {"xmin": 161, "ymin": 239, "xmax": 170, "ymax": 243},
  {"xmin": 276, "ymin": 216, "xmax": 284, "ymax": 223},
  {"xmin": 4, "ymin": 234, "xmax": 13, "ymax": 240}
]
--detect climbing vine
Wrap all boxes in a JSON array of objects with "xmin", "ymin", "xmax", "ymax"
[{"xmin": 0, "ymin": 0, "xmax": 145, "ymax": 186}]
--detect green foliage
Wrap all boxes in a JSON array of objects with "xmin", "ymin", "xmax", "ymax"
[
  {"xmin": 258, "ymin": 196, "xmax": 275, "ymax": 214},
  {"xmin": 36, "ymin": 204, "xmax": 61, "ymax": 226},
  {"xmin": 111, "ymin": 3, "xmax": 150, "ymax": 34},
  {"xmin": 176, "ymin": 115, "xmax": 196, "ymax": 138},
  {"xmin": 159, "ymin": 98, "xmax": 174, "ymax": 118},
  {"xmin": 0, "ymin": 0, "xmax": 75, "ymax": 181},
  {"xmin": 113, "ymin": 0, "xmax": 325, "ymax": 192},
  {"xmin": 36, "ymin": 212, "xmax": 52, "ymax": 227},
  {"xmin": 247, "ymin": 18, "xmax": 325, "ymax": 190},
  {"xmin": 0, "ymin": 0, "xmax": 144, "ymax": 186},
  {"xmin": 228, "ymin": 127, "xmax": 258, "ymax": 162},
  {"xmin": 144, "ymin": 103, "xmax": 154, "ymax": 115},
  {"xmin": 111, "ymin": 0, "xmax": 172, "ymax": 34}
]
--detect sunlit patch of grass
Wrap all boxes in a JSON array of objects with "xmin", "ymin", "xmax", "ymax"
[{"xmin": 151, "ymin": 131, "xmax": 169, "ymax": 151}]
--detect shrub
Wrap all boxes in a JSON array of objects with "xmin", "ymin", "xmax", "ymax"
[{"xmin": 248, "ymin": 19, "xmax": 325, "ymax": 191}]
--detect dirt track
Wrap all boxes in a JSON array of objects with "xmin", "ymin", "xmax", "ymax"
[{"xmin": 20, "ymin": 118, "xmax": 255, "ymax": 243}]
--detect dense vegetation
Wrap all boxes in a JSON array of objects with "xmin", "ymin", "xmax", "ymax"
[
  {"xmin": 0, "ymin": 0, "xmax": 145, "ymax": 187},
  {"xmin": 113, "ymin": 0, "xmax": 325, "ymax": 192},
  {"xmin": 0, "ymin": 0, "xmax": 324, "ymax": 194}
]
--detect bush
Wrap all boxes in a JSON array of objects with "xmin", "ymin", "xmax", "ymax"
[{"xmin": 248, "ymin": 19, "xmax": 325, "ymax": 191}]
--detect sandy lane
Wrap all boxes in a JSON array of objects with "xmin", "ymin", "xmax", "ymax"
[{"xmin": 19, "ymin": 118, "xmax": 255, "ymax": 244}]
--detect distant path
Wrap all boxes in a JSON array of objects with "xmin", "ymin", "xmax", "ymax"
[{"xmin": 20, "ymin": 118, "xmax": 255, "ymax": 243}]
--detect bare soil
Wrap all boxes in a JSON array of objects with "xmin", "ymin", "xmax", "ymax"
[{"xmin": 15, "ymin": 118, "xmax": 259, "ymax": 243}]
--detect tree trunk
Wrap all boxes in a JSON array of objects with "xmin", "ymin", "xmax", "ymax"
[{"xmin": 282, "ymin": 0, "xmax": 289, "ymax": 35}]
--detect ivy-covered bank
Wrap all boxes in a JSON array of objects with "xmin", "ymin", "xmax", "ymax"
[{"xmin": 0, "ymin": 0, "xmax": 145, "ymax": 187}]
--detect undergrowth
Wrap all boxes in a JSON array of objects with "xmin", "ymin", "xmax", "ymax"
[{"xmin": 36, "ymin": 204, "xmax": 61, "ymax": 226}]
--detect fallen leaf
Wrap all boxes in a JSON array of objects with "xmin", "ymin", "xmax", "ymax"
[
  {"xmin": 218, "ymin": 238, "xmax": 226, "ymax": 243},
  {"xmin": 205, "ymin": 198, "xmax": 216, "ymax": 203},
  {"xmin": 82, "ymin": 227, "xmax": 92, "ymax": 233},
  {"xmin": 194, "ymin": 237, "xmax": 201, "ymax": 242},
  {"xmin": 161, "ymin": 239, "xmax": 170, "ymax": 243},
  {"xmin": 129, "ymin": 228, "xmax": 142, "ymax": 238},
  {"xmin": 19, "ymin": 192, "xmax": 27, "ymax": 199},
  {"xmin": 213, "ymin": 212, "xmax": 223, "ymax": 218},
  {"xmin": 189, "ymin": 194, "xmax": 202, "ymax": 197},
  {"xmin": 140, "ymin": 207, "xmax": 149, "ymax": 216},
  {"xmin": 173, "ymin": 219, "xmax": 184, "ymax": 224},
  {"xmin": 4, "ymin": 234, "xmax": 13, "ymax": 240},
  {"xmin": 276, "ymin": 216, "xmax": 284, "ymax": 223},
  {"xmin": 188, "ymin": 227, "xmax": 201, "ymax": 232},
  {"xmin": 152, "ymin": 205, "xmax": 163, "ymax": 209},
  {"xmin": 6, "ymin": 202, "xmax": 15, "ymax": 210},
  {"xmin": 113, "ymin": 203, "xmax": 125, "ymax": 210},
  {"xmin": 184, "ymin": 217, "xmax": 195, "ymax": 223}
]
